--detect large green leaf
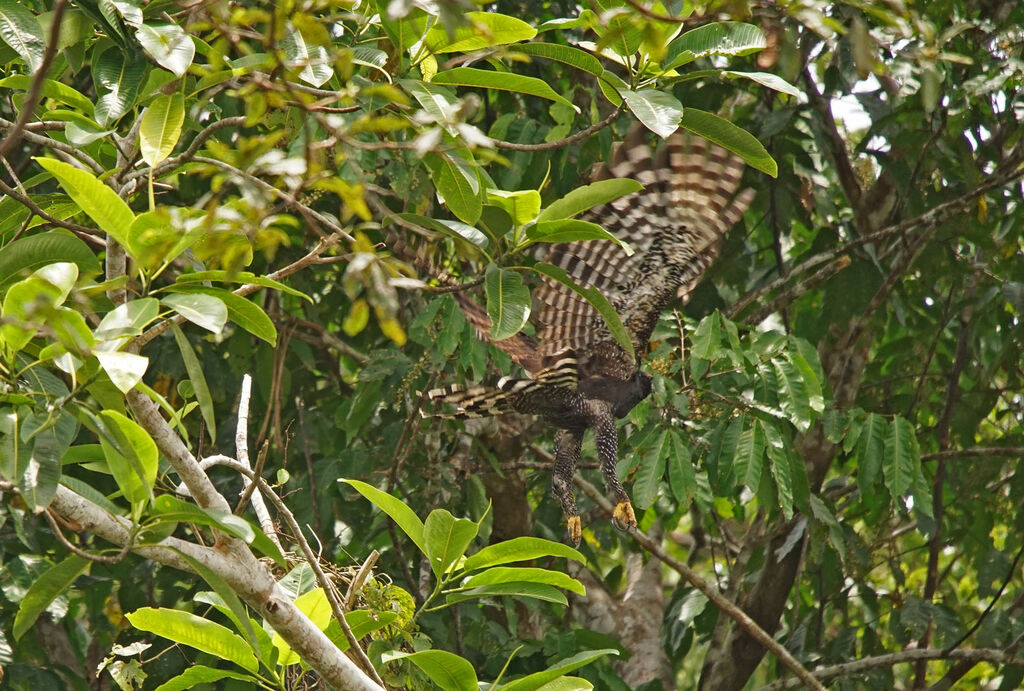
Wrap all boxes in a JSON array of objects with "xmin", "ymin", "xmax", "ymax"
[
  {"xmin": 93, "ymin": 47, "xmax": 147, "ymax": 125},
  {"xmin": 721, "ymin": 70, "xmax": 802, "ymax": 98},
  {"xmin": 774, "ymin": 357, "xmax": 812, "ymax": 432},
  {"xmin": 153, "ymin": 666, "xmax": 257, "ymax": 691},
  {"xmin": 343, "ymin": 479, "xmax": 428, "ymax": 556},
  {"xmin": 0, "ymin": 0, "xmax": 45, "ymax": 71},
  {"xmin": 423, "ymin": 151, "xmax": 483, "ymax": 224},
  {"xmin": 665, "ymin": 22, "xmax": 767, "ymax": 70},
  {"xmin": 126, "ymin": 607, "xmax": 259, "ymax": 673},
  {"xmin": 382, "ymin": 650, "xmax": 477, "ymax": 691},
  {"xmin": 140, "ymin": 93, "xmax": 185, "ymax": 167},
  {"xmin": 424, "ymin": 12, "xmax": 535, "ymax": 53},
  {"xmin": 460, "ymin": 567, "xmax": 585, "ymax": 595},
  {"xmin": 162, "ymin": 293, "xmax": 227, "ymax": 334},
  {"xmin": 166, "ymin": 286, "xmax": 276, "ymax": 345},
  {"xmin": 424, "ymin": 508, "xmax": 479, "ymax": 578},
  {"xmin": 95, "ymin": 351, "xmax": 149, "ymax": 393},
  {"xmin": 500, "ymin": 649, "xmax": 619, "ymax": 691},
  {"xmin": 621, "ymin": 88, "xmax": 684, "ymax": 138},
  {"xmin": 537, "ymin": 179, "xmax": 644, "ymax": 222},
  {"xmin": 855, "ymin": 412, "xmax": 887, "ymax": 495},
  {"xmin": 431, "ymin": 67, "xmax": 578, "ymax": 112},
  {"xmin": 512, "ymin": 42, "xmax": 603, "ymax": 77},
  {"xmin": 524, "ymin": 219, "xmax": 630, "ymax": 250},
  {"xmin": 680, "ymin": 108, "xmax": 777, "ymax": 177},
  {"xmin": 884, "ymin": 416, "xmax": 919, "ymax": 506},
  {"xmin": 173, "ymin": 270, "xmax": 312, "ymax": 302},
  {"xmin": 486, "ymin": 189, "xmax": 541, "ymax": 227},
  {"xmin": 279, "ymin": 21, "xmax": 331, "ymax": 86},
  {"xmin": 484, "ymin": 264, "xmax": 531, "ymax": 341},
  {"xmin": 462, "ymin": 537, "xmax": 584, "ymax": 572},
  {"xmin": 445, "ymin": 582, "xmax": 568, "ymax": 606},
  {"xmin": 169, "ymin": 321, "xmax": 217, "ymax": 440},
  {"xmin": 734, "ymin": 418, "xmax": 766, "ymax": 491},
  {"xmin": 667, "ymin": 431, "xmax": 696, "ymax": 507},
  {"xmin": 394, "ymin": 213, "xmax": 491, "ymax": 255},
  {"xmin": 633, "ymin": 429, "xmax": 669, "ymax": 509},
  {"xmin": 530, "ymin": 262, "xmax": 634, "ymax": 360},
  {"xmin": 763, "ymin": 422, "xmax": 793, "ymax": 520},
  {"xmin": 13, "ymin": 554, "xmax": 90, "ymax": 640},
  {"xmin": 94, "ymin": 298, "xmax": 161, "ymax": 346},
  {"xmin": 0, "ymin": 75, "xmax": 95, "ymax": 114},
  {"xmin": 98, "ymin": 409, "xmax": 158, "ymax": 506},
  {"xmin": 135, "ymin": 22, "xmax": 194, "ymax": 77},
  {"xmin": 33, "ymin": 158, "xmax": 137, "ymax": 250},
  {"xmin": 0, "ymin": 232, "xmax": 100, "ymax": 297}
]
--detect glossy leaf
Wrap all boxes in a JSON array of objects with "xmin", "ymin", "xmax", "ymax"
[
  {"xmin": 382, "ymin": 650, "xmax": 477, "ymax": 691},
  {"xmin": 33, "ymin": 158, "xmax": 136, "ymax": 250},
  {"xmin": 169, "ymin": 322, "xmax": 216, "ymax": 440},
  {"xmin": 0, "ymin": 75, "xmax": 94, "ymax": 113},
  {"xmin": 680, "ymin": 108, "xmax": 777, "ymax": 177},
  {"xmin": 538, "ymin": 178, "xmax": 644, "ymax": 222},
  {"xmin": 150, "ymin": 495, "xmax": 285, "ymax": 566},
  {"xmin": 460, "ymin": 567, "xmax": 585, "ymax": 595},
  {"xmin": 280, "ymin": 21, "xmax": 331, "ymax": 86},
  {"xmin": 500, "ymin": 649, "xmax": 619, "ymax": 691},
  {"xmin": 424, "ymin": 151, "xmax": 483, "ymax": 224},
  {"xmin": 93, "ymin": 47, "xmax": 146, "ymax": 125},
  {"xmin": 162, "ymin": 293, "xmax": 228, "ymax": 334},
  {"xmin": 136, "ymin": 22, "xmax": 194, "ymax": 77},
  {"xmin": 432, "ymin": 68, "xmax": 578, "ymax": 112},
  {"xmin": 153, "ymin": 666, "xmax": 257, "ymax": 691},
  {"xmin": 0, "ymin": 1, "xmax": 44, "ymax": 71},
  {"xmin": 424, "ymin": 508, "xmax": 479, "ymax": 578},
  {"xmin": 486, "ymin": 189, "xmax": 541, "ymax": 226},
  {"xmin": 484, "ymin": 264, "xmax": 531, "ymax": 341},
  {"xmin": 462, "ymin": 537, "xmax": 584, "ymax": 572},
  {"xmin": 665, "ymin": 22, "xmax": 766, "ymax": 70},
  {"xmin": 343, "ymin": 479, "xmax": 427, "ymax": 556},
  {"xmin": 140, "ymin": 93, "xmax": 185, "ymax": 167},
  {"xmin": 126, "ymin": 608, "xmax": 259, "ymax": 673},
  {"xmin": 166, "ymin": 286, "xmax": 276, "ymax": 345},
  {"xmin": 445, "ymin": 582, "xmax": 568, "ymax": 606},
  {"xmin": 98, "ymin": 409, "xmax": 158, "ymax": 506},
  {"xmin": 423, "ymin": 12, "xmax": 535, "ymax": 54},
  {"xmin": 96, "ymin": 351, "xmax": 149, "ymax": 393},
  {"xmin": 513, "ymin": 42, "xmax": 603, "ymax": 77},
  {"xmin": 621, "ymin": 88, "xmax": 684, "ymax": 138}
]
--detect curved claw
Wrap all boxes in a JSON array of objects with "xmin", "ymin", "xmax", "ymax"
[
  {"xmin": 612, "ymin": 501, "xmax": 637, "ymax": 531},
  {"xmin": 567, "ymin": 516, "xmax": 582, "ymax": 547}
]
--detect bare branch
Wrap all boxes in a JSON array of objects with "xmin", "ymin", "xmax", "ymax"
[
  {"xmin": 493, "ymin": 107, "xmax": 622, "ymax": 152},
  {"xmin": 0, "ymin": 177, "xmax": 107, "ymax": 247},
  {"xmin": 233, "ymin": 374, "xmax": 283, "ymax": 553}
]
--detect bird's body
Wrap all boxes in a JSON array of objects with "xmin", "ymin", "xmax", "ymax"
[{"xmin": 427, "ymin": 125, "xmax": 753, "ymax": 544}]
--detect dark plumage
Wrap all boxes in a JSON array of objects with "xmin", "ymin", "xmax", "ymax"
[{"xmin": 426, "ymin": 125, "xmax": 753, "ymax": 544}]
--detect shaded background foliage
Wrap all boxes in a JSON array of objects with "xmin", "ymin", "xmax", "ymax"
[{"xmin": 0, "ymin": 0, "xmax": 1022, "ymax": 689}]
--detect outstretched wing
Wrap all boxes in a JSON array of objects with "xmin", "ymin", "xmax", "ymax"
[{"xmin": 534, "ymin": 126, "xmax": 754, "ymax": 376}]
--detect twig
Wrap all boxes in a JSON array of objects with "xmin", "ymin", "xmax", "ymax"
[
  {"xmin": 43, "ymin": 508, "xmax": 133, "ymax": 564},
  {"xmin": 754, "ymin": 647, "xmax": 1024, "ymax": 691},
  {"xmin": 0, "ymin": 178, "xmax": 107, "ymax": 247},
  {"xmin": 571, "ymin": 474, "xmax": 826, "ymax": 691},
  {"xmin": 233, "ymin": 374, "xmax": 284, "ymax": 553},
  {"xmin": 492, "ymin": 107, "xmax": 622, "ymax": 152},
  {"xmin": 920, "ymin": 447, "xmax": 1024, "ymax": 462},
  {"xmin": 621, "ymin": 0, "xmax": 697, "ymax": 24},
  {"xmin": 942, "ymin": 540, "xmax": 1024, "ymax": 655},
  {"xmin": 345, "ymin": 550, "xmax": 380, "ymax": 610},
  {"xmin": 0, "ymin": 116, "xmax": 105, "ymax": 175},
  {"xmin": 120, "ymin": 116, "xmax": 248, "ymax": 190},
  {"xmin": 0, "ymin": 0, "xmax": 68, "ymax": 162}
]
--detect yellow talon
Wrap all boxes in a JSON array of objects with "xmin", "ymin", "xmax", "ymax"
[
  {"xmin": 612, "ymin": 501, "xmax": 637, "ymax": 530},
  {"xmin": 567, "ymin": 516, "xmax": 582, "ymax": 546}
]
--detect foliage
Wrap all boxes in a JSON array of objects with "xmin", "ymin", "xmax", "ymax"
[{"xmin": 0, "ymin": 0, "xmax": 1022, "ymax": 689}]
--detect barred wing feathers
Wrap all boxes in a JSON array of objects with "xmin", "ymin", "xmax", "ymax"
[{"xmin": 535, "ymin": 127, "xmax": 754, "ymax": 374}]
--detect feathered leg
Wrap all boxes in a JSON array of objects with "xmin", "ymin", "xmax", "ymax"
[
  {"xmin": 552, "ymin": 428, "xmax": 583, "ymax": 546},
  {"xmin": 593, "ymin": 409, "xmax": 637, "ymax": 531}
]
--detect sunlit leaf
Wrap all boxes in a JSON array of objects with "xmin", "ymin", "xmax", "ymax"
[
  {"xmin": 484, "ymin": 264, "xmax": 530, "ymax": 341},
  {"xmin": 126, "ymin": 608, "xmax": 258, "ymax": 673}
]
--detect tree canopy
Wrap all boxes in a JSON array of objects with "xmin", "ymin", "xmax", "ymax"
[{"xmin": 0, "ymin": 0, "xmax": 1022, "ymax": 689}]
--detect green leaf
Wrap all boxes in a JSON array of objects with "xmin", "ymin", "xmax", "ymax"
[
  {"xmin": 774, "ymin": 357, "xmax": 812, "ymax": 432},
  {"xmin": 424, "ymin": 12, "xmax": 535, "ymax": 54},
  {"xmin": 0, "ymin": 232, "xmax": 100, "ymax": 297},
  {"xmin": 690, "ymin": 312, "xmax": 721, "ymax": 361},
  {"xmin": 94, "ymin": 298, "xmax": 160, "ymax": 345},
  {"xmin": 734, "ymin": 418, "xmax": 766, "ymax": 491},
  {"xmin": 394, "ymin": 213, "xmax": 490, "ymax": 255},
  {"xmin": 763, "ymin": 422, "xmax": 793, "ymax": 519},
  {"xmin": 150, "ymin": 495, "xmax": 286, "ymax": 567},
  {"xmin": 512, "ymin": 42, "xmax": 603, "ymax": 77},
  {"xmin": 884, "ymin": 416, "xmax": 919, "ymax": 506},
  {"xmin": 621, "ymin": 88, "xmax": 683, "ymax": 138},
  {"xmin": 680, "ymin": 108, "xmax": 777, "ymax": 177},
  {"xmin": 96, "ymin": 351, "xmax": 149, "ymax": 393},
  {"xmin": 279, "ymin": 21, "xmax": 331, "ymax": 87},
  {"xmin": 538, "ymin": 179, "xmax": 644, "ymax": 222},
  {"xmin": 530, "ymin": 262, "xmax": 634, "ymax": 361},
  {"xmin": 500, "ymin": 649, "xmax": 619, "ymax": 691},
  {"xmin": 162, "ymin": 293, "xmax": 227, "ymax": 334},
  {"xmin": 721, "ymin": 70, "xmax": 802, "ymax": 98},
  {"xmin": 484, "ymin": 264, "xmax": 531, "ymax": 341},
  {"xmin": 173, "ymin": 270, "xmax": 312, "ymax": 302},
  {"xmin": 13, "ymin": 554, "xmax": 89, "ymax": 640},
  {"xmin": 166, "ymin": 286, "xmax": 276, "ymax": 345},
  {"xmin": 445, "ymin": 582, "xmax": 568, "ymax": 606},
  {"xmin": 135, "ymin": 22, "xmax": 194, "ymax": 77},
  {"xmin": 667, "ymin": 431, "xmax": 696, "ymax": 507},
  {"xmin": 98, "ymin": 409, "xmax": 157, "ymax": 507},
  {"xmin": 140, "ymin": 93, "xmax": 185, "ymax": 167},
  {"xmin": 382, "ymin": 650, "xmax": 477, "ymax": 691},
  {"xmin": 173, "ymin": 551, "xmax": 259, "ymax": 654},
  {"xmin": 402, "ymin": 79, "xmax": 458, "ymax": 133},
  {"xmin": 856, "ymin": 413, "xmax": 887, "ymax": 495},
  {"xmin": 33, "ymin": 158, "xmax": 137, "ymax": 250},
  {"xmin": 342, "ymin": 479, "xmax": 427, "ymax": 556},
  {"xmin": 423, "ymin": 151, "xmax": 482, "ymax": 224},
  {"xmin": 0, "ymin": 1, "xmax": 45, "ymax": 71},
  {"xmin": 633, "ymin": 429, "xmax": 668, "ymax": 509},
  {"xmin": 665, "ymin": 22, "xmax": 766, "ymax": 70},
  {"xmin": 432, "ymin": 67, "xmax": 578, "ymax": 112},
  {"xmin": 525, "ymin": 219, "xmax": 631, "ymax": 251},
  {"xmin": 153, "ymin": 666, "xmax": 258, "ymax": 691},
  {"xmin": 20, "ymin": 410, "xmax": 70, "ymax": 509},
  {"xmin": 460, "ymin": 567, "xmax": 585, "ymax": 595},
  {"xmin": 486, "ymin": 189, "xmax": 541, "ymax": 226},
  {"xmin": 0, "ymin": 75, "xmax": 94, "ymax": 114},
  {"xmin": 169, "ymin": 321, "xmax": 216, "ymax": 440},
  {"xmin": 462, "ymin": 537, "xmax": 584, "ymax": 572},
  {"xmin": 424, "ymin": 508, "xmax": 479, "ymax": 578},
  {"xmin": 93, "ymin": 47, "xmax": 147, "ymax": 125},
  {"xmin": 126, "ymin": 607, "xmax": 259, "ymax": 673},
  {"xmin": 534, "ymin": 678, "xmax": 593, "ymax": 691},
  {"xmin": 787, "ymin": 347, "xmax": 825, "ymax": 414},
  {"xmin": 273, "ymin": 588, "xmax": 332, "ymax": 664}
]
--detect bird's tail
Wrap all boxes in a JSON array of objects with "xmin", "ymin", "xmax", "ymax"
[{"xmin": 423, "ymin": 354, "xmax": 578, "ymax": 419}]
